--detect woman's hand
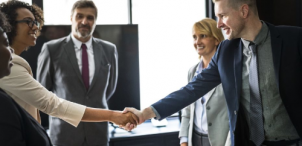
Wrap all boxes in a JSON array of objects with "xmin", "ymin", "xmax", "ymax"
[{"xmin": 110, "ymin": 111, "xmax": 139, "ymax": 126}]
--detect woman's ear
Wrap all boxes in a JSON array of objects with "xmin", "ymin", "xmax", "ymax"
[{"xmin": 215, "ymin": 39, "xmax": 219, "ymax": 46}]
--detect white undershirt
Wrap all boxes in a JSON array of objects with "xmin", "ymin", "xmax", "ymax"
[
  {"xmin": 193, "ymin": 59, "xmax": 210, "ymax": 134},
  {"xmin": 70, "ymin": 35, "xmax": 95, "ymax": 84}
]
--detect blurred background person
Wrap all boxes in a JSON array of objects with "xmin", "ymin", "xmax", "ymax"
[
  {"xmin": 37, "ymin": 0, "xmax": 119, "ymax": 145},
  {"xmin": 178, "ymin": 18, "xmax": 229, "ymax": 146}
]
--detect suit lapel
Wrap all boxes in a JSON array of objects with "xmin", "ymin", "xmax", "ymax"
[
  {"xmin": 234, "ymin": 41, "xmax": 243, "ymax": 100},
  {"xmin": 88, "ymin": 38, "xmax": 103, "ymax": 93},
  {"xmin": 63, "ymin": 35, "xmax": 86, "ymax": 88},
  {"xmin": 267, "ymin": 23, "xmax": 282, "ymax": 88},
  {"xmin": 206, "ymin": 87, "xmax": 217, "ymax": 104}
]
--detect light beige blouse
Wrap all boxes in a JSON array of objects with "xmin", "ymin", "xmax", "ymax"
[{"xmin": 0, "ymin": 54, "xmax": 86, "ymax": 127}]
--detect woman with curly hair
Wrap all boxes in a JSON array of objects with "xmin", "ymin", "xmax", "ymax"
[
  {"xmin": 0, "ymin": 0, "xmax": 44, "ymax": 54},
  {"xmin": 0, "ymin": 0, "xmax": 138, "ymax": 132},
  {"xmin": 0, "ymin": 10, "xmax": 52, "ymax": 145}
]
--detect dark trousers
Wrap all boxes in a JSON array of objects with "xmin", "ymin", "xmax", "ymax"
[
  {"xmin": 245, "ymin": 139, "xmax": 301, "ymax": 146},
  {"xmin": 261, "ymin": 139, "xmax": 301, "ymax": 146},
  {"xmin": 192, "ymin": 129, "xmax": 210, "ymax": 146}
]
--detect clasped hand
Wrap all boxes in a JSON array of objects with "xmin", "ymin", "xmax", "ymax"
[
  {"xmin": 111, "ymin": 107, "xmax": 150, "ymax": 131},
  {"xmin": 110, "ymin": 111, "xmax": 139, "ymax": 129},
  {"xmin": 120, "ymin": 107, "xmax": 147, "ymax": 131}
]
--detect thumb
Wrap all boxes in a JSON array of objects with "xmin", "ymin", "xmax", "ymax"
[{"xmin": 123, "ymin": 107, "xmax": 133, "ymax": 114}]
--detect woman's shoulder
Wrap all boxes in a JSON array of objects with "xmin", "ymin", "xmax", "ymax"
[
  {"xmin": 11, "ymin": 54, "xmax": 32, "ymax": 74},
  {"xmin": 12, "ymin": 54, "xmax": 29, "ymax": 66},
  {"xmin": 188, "ymin": 62, "xmax": 199, "ymax": 73}
]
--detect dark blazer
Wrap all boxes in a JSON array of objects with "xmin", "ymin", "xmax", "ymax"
[
  {"xmin": 0, "ymin": 89, "xmax": 52, "ymax": 146},
  {"xmin": 37, "ymin": 35, "xmax": 118, "ymax": 146},
  {"xmin": 152, "ymin": 22, "xmax": 302, "ymax": 146}
]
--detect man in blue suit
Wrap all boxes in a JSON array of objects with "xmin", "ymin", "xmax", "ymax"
[{"xmin": 124, "ymin": 0, "xmax": 302, "ymax": 145}]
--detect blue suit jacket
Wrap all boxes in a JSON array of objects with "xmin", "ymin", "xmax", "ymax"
[{"xmin": 152, "ymin": 22, "xmax": 302, "ymax": 146}]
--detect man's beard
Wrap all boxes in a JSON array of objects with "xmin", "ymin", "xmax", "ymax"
[{"xmin": 76, "ymin": 25, "xmax": 91, "ymax": 38}]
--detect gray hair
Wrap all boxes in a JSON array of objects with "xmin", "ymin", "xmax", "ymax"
[{"xmin": 71, "ymin": 0, "xmax": 98, "ymax": 18}]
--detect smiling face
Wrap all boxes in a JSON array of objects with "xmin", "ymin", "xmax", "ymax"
[
  {"xmin": 71, "ymin": 7, "xmax": 97, "ymax": 42},
  {"xmin": 193, "ymin": 29, "xmax": 219, "ymax": 58},
  {"xmin": 13, "ymin": 8, "xmax": 39, "ymax": 49},
  {"xmin": 0, "ymin": 31, "xmax": 13, "ymax": 78},
  {"xmin": 215, "ymin": 0, "xmax": 245, "ymax": 40}
]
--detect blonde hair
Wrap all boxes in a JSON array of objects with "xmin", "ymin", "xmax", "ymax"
[{"xmin": 193, "ymin": 18, "xmax": 224, "ymax": 59}]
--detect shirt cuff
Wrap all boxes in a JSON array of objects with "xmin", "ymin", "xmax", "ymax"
[
  {"xmin": 150, "ymin": 106, "xmax": 161, "ymax": 120},
  {"xmin": 180, "ymin": 137, "xmax": 188, "ymax": 144},
  {"xmin": 62, "ymin": 102, "xmax": 86, "ymax": 127}
]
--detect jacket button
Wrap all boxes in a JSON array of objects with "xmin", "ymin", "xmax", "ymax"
[
  {"xmin": 234, "ymin": 111, "xmax": 237, "ymax": 115},
  {"xmin": 207, "ymin": 106, "xmax": 210, "ymax": 110},
  {"xmin": 208, "ymin": 123, "xmax": 212, "ymax": 126}
]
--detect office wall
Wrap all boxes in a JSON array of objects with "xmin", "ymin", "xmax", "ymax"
[{"xmin": 257, "ymin": 0, "xmax": 302, "ymax": 27}]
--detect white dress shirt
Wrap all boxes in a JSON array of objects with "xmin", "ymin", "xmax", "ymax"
[
  {"xmin": 71, "ymin": 35, "xmax": 95, "ymax": 84},
  {"xmin": 193, "ymin": 59, "xmax": 210, "ymax": 134}
]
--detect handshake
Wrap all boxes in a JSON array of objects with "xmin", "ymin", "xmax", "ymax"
[{"xmin": 109, "ymin": 107, "xmax": 155, "ymax": 131}]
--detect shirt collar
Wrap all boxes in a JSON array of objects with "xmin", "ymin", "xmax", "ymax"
[
  {"xmin": 196, "ymin": 58, "xmax": 204, "ymax": 74},
  {"xmin": 241, "ymin": 21, "xmax": 269, "ymax": 48},
  {"xmin": 70, "ymin": 34, "xmax": 93, "ymax": 50}
]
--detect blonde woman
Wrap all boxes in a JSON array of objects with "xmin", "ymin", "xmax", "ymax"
[{"xmin": 179, "ymin": 18, "xmax": 230, "ymax": 146}]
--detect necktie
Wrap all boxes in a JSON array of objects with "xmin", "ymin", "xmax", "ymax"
[
  {"xmin": 81, "ymin": 44, "xmax": 89, "ymax": 90},
  {"xmin": 249, "ymin": 42, "xmax": 264, "ymax": 146}
]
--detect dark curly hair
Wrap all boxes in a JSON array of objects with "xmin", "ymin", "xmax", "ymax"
[
  {"xmin": 0, "ymin": 11, "xmax": 11, "ymax": 33},
  {"xmin": 0, "ymin": 0, "xmax": 44, "ymax": 45}
]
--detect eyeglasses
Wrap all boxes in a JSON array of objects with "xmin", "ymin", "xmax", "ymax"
[
  {"xmin": 9, "ymin": 46, "xmax": 14, "ymax": 54},
  {"xmin": 15, "ymin": 19, "xmax": 40, "ymax": 28}
]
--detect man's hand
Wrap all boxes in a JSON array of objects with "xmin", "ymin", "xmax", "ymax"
[
  {"xmin": 180, "ymin": 142, "xmax": 188, "ymax": 146},
  {"xmin": 110, "ymin": 111, "xmax": 138, "ymax": 126},
  {"xmin": 123, "ymin": 107, "xmax": 146, "ymax": 124},
  {"xmin": 121, "ymin": 107, "xmax": 156, "ymax": 131}
]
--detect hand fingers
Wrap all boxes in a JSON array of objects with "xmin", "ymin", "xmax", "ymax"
[
  {"xmin": 120, "ymin": 123, "xmax": 128, "ymax": 131},
  {"xmin": 130, "ymin": 124, "xmax": 135, "ymax": 130},
  {"xmin": 123, "ymin": 107, "xmax": 139, "ymax": 115},
  {"xmin": 132, "ymin": 123, "xmax": 137, "ymax": 129},
  {"xmin": 125, "ymin": 123, "xmax": 132, "ymax": 131},
  {"xmin": 123, "ymin": 107, "xmax": 133, "ymax": 113},
  {"xmin": 131, "ymin": 112, "xmax": 139, "ymax": 125},
  {"xmin": 122, "ymin": 108, "xmax": 128, "ymax": 114},
  {"xmin": 127, "ymin": 114, "xmax": 136, "ymax": 125},
  {"xmin": 127, "ymin": 123, "xmax": 134, "ymax": 131}
]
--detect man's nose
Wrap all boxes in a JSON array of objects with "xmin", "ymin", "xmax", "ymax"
[
  {"xmin": 217, "ymin": 18, "xmax": 223, "ymax": 28},
  {"xmin": 81, "ymin": 18, "xmax": 88, "ymax": 25}
]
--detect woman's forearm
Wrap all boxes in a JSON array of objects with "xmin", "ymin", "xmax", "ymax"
[{"xmin": 81, "ymin": 107, "xmax": 138, "ymax": 126}]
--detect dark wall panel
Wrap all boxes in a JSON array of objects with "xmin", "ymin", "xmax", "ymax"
[{"xmin": 257, "ymin": 0, "xmax": 301, "ymax": 26}]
